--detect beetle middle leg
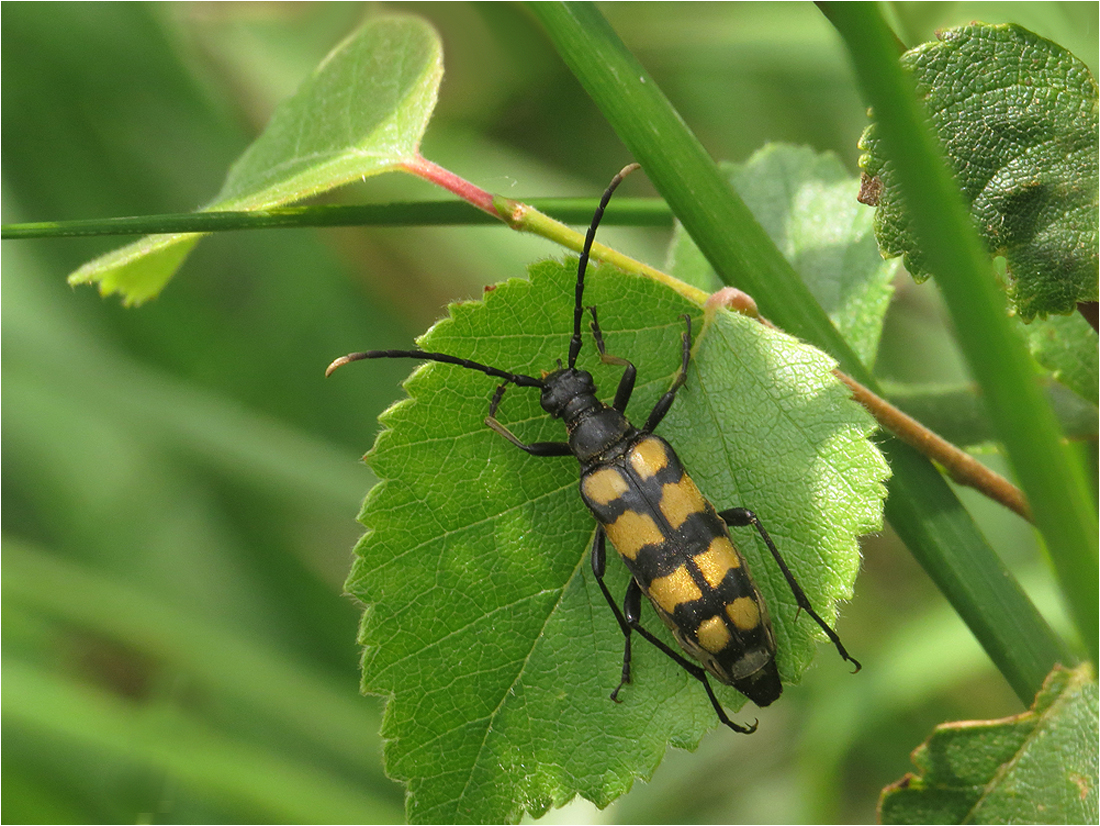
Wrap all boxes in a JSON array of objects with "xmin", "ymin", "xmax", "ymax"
[{"xmin": 590, "ymin": 526, "xmax": 758, "ymax": 734}]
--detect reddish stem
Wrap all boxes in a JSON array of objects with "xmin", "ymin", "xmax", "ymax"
[{"xmin": 400, "ymin": 155, "xmax": 500, "ymax": 218}]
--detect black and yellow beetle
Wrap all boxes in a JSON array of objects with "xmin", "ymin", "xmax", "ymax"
[{"xmin": 328, "ymin": 164, "xmax": 859, "ymax": 733}]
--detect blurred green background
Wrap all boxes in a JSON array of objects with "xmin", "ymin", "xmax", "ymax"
[{"xmin": 3, "ymin": 3, "xmax": 1095, "ymax": 823}]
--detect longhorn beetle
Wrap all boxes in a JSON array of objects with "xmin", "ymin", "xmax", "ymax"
[{"xmin": 327, "ymin": 164, "xmax": 860, "ymax": 733}]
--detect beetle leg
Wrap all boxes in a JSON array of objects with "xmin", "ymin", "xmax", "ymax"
[
  {"xmin": 625, "ymin": 617, "xmax": 758, "ymax": 734},
  {"xmin": 609, "ymin": 578, "xmax": 645, "ymax": 700},
  {"xmin": 485, "ymin": 383, "xmax": 572, "ymax": 456},
  {"xmin": 590, "ymin": 527, "xmax": 757, "ymax": 733},
  {"xmin": 719, "ymin": 507, "xmax": 861, "ymax": 673},
  {"xmin": 641, "ymin": 314, "xmax": 693, "ymax": 434},
  {"xmin": 588, "ymin": 306, "xmax": 637, "ymax": 413},
  {"xmin": 591, "ymin": 528, "xmax": 633, "ymax": 701}
]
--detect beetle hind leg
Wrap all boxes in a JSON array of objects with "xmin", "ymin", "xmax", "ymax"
[
  {"xmin": 590, "ymin": 527, "xmax": 757, "ymax": 734},
  {"xmin": 720, "ymin": 506, "xmax": 861, "ymax": 672}
]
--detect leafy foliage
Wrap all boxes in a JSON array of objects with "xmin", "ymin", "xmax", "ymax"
[
  {"xmin": 1024, "ymin": 311, "xmax": 1099, "ymax": 405},
  {"xmin": 67, "ymin": 15, "xmax": 443, "ymax": 304},
  {"xmin": 666, "ymin": 145, "xmax": 897, "ymax": 365},
  {"xmin": 6, "ymin": 3, "xmax": 1096, "ymax": 824},
  {"xmin": 858, "ymin": 23, "xmax": 1099, "ymax": 320},
  {"xmin": 346, "ymin": 260, "xmax": 887, "ymax": 823},
  {"xmin": 880, "ymin": 664, "xmax": 1098, "ymax": 824}
]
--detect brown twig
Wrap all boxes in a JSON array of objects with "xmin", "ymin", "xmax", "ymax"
[
  {"xmin": 706, "ymin": 288, "xmax": 1033, "ymax": 522},
  {"xmin": 1078, "ymin": 301, "xmax": 1098, "ymax": 332},
  {"xmin": 834, "ymin": 372, "xmax": 1032, "ymax": 521},
  {"xmin": 396, "ymin": 159, "xmax": 1033, "ymax": 521}
]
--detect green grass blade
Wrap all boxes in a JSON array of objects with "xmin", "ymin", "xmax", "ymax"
[
  {"xmin": 3, "ymin": 659, "xmax": 400, "ymax": 823},
  {"xmin": 5, "ymin": 540, "xmax": 381, "ymax": 770},
  {"xmin": 529, "ymin": 1, "xmax": 1071, "ymax": 701},
  {"xmin": 3, "ymin": 198, "xmax": 671, "ymax": 239},
  {"xmin": 824, "ymin": 3, "xmax": 1098, "ymax": 663}
]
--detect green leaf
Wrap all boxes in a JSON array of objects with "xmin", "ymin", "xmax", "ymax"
[
  {"xmin": 858, "ymin": 22, "xmax": 1099, "ymax": 321},
  {"xmin": 346, "ymin": 260, "xmax": 888, "ymax": 823},
  {"xmin": 1024, "ymin": 311, "xmax": 1099, "ymax": 405},
  {"xmin": 535, "ymin": 2, "xmax": 1070, "ymax": 704},
  {"xmin": 68, "ymin": 15, "xmax": 443, "ymax": 305},
  {"xmin": 836, "ymin": 6, "xmax": 1098, "ymax": 667},
  {"xmin": 667, "ymin": 144, "xmax": 897, "ymax": 365},
  {"xmin": 879, "ymin": 664, "xmax": 1098, "ymax": 825}
]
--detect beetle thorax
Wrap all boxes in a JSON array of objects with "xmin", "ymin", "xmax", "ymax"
[{"xmin": 539, "ymin": 368, "xmax": 636, "ymax": 464}]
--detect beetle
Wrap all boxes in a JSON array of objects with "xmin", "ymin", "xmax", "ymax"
[{"xmin": 327, "ymin": 164, "xmax": 859, "ymax": 732}]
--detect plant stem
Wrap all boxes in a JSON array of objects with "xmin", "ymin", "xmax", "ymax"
[
  {"xmin": 835, "ymin": 372, "xmax": 1031, "ymax": 521},
  {"xmin": 495, "ymin": 195, "xmax": 707, "ymax": 305},
  {"xmin": 824, "ymin": 2, "xmax": 1098, "ymax": 663},
  {"xmin": 399, "ymin": 154, "xmax": 500, "ymax": 216},
  {"xmin": 530, "ymin": 0, "xmax": 1072, "ymax": 703},
  {"xmin": 711, "ymin": 288, "xmax": 1033, "ymax": 521}
]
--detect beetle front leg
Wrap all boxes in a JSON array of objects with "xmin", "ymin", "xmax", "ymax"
[
  {"xmin": 641, "ymin": 314, "xmax": 693, "ymax": 434},
  {"xmin": 588, "ymin": 306, "xmax": 636, "ymax": 413},
  {"xmin": 485, "ymin": 383, "xmax": 572, "ymax": 457}
]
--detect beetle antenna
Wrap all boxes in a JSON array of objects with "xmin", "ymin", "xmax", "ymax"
[
  {"xmin": 326, "ymin": 349, "xmax": 542, "ymax": 388},
  {"xmin": 568, "ymin": 162, "xmax": 641, "ymax": 370}
]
